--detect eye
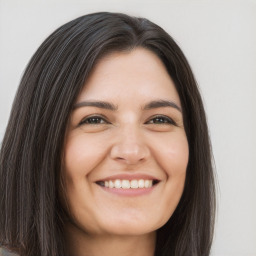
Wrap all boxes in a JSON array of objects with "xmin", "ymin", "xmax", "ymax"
[
  {"xmin": 79, "ymin": 115, "xmax": 109, "ymax": 126},
  {"xmin": 146, "ymin": 115, "xmax": 177, "ymax": 126}
]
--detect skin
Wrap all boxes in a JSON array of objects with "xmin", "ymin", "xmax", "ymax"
[{"xmin": 62, "ymin": 48, "xmax": 189, "ymax": 256}]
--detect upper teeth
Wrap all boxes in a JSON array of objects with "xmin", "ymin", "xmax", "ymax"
[{"xmin": 104, "ymin": 179, "xmax": 153, "ymax": 189}]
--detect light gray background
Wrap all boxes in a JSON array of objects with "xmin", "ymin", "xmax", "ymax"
[{"xmin": 0, "ymin": 0, "xmax": 255, "ymax": 255}]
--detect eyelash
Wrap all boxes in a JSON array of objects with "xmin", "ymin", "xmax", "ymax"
[
  {"xmin": 145, "ymin": 115, "xmax": 177, "ymax": 126},
  {"xmin": 79, "ymin": 115, "xmax": 177, "ymax": 126},
  {"xmin": 79, "ymin": 115, "xmax": 109, "ymax": 125}
]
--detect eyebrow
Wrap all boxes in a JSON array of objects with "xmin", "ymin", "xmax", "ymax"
[
  {"xmin": 73, "ymin": 101, "xmax": 118, "ymax": 110},
  {"xmin": 73, "ymin": 99, "xmax": 181, "ymax": 112},
  {"xmin": 143, "ymin": 100, "xmax": 182, "ymax": 112}
]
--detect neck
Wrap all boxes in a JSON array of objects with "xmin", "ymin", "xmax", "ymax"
[{"xmin": 65, "ymin": 223, "xmax": 156, "ymax": 256}]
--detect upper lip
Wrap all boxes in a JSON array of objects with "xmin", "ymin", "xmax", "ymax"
[{"xmin": 96, "ymin": 173, "xmax": 160, "ymax": 182}]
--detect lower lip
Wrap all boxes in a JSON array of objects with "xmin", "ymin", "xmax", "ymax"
[{"xmin": 99, "ymin": 186, "xmax": 156, "ymax": 196}]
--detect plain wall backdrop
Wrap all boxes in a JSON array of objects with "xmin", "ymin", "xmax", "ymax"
[{"xmin": 0, "ymin": 0, "xmax": 255, "ymax": 255}]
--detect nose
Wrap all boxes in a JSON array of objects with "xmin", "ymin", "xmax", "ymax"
[{"xmin": 110, "ymin": 127, "xmax": 150, "ymax": 165}]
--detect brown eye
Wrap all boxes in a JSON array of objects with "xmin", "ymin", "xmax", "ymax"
[
  {"xmin": 79, "ymin": 116, "xmax": 109, "ymax": 125},
  {"xmin": 146, "ymin": 115, "xmax": 177, "ymax": 126}
]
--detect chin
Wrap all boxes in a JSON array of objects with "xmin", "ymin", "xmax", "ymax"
[{"xmin": 98, "ymin": 217, "xmax": 166, "ymax": 236}]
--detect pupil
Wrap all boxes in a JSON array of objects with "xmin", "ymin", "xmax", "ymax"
[
  {"xmin": 89, "ymin": 118, "xmax": 100, "ymax": 123},
  {"xmin": 156, "ymin": 117, "xmax": 164, "ymax": 123}
]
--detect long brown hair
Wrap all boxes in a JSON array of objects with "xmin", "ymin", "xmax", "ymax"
[{"xmin": 0, "ymin": 12, "xmax": 216, "ymax": 256}]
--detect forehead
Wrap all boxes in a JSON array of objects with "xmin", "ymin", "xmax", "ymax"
[{"xmin": 76, "ymin": 48, "xmax": 180, "ymax": 105}]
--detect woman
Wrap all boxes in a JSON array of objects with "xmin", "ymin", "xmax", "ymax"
[{"xmin": 0, "ymin": 12, "xmax": 216, "ymax": 256}]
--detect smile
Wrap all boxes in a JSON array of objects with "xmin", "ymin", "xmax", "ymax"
[{"xmin": 96, "ymin": 179, "xmax": 159, "ymax": 189}]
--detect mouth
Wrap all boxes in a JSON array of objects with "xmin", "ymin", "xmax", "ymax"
[{"xmin": 96, "ymin": 179, "xmax": 160, "ymax": 189}]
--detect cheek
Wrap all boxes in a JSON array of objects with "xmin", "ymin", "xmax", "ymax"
[
  {"xmin": 168, "ymin": 136, "xmax": 189, "ymax": 176},
  {"xmin": 163, "ymin": 134, "xmax": 189, "ymax": 203},
  {"xmin": 61, "ymin": 134, "xmax": 107, "ymax": 229},
  {"xmin": 64, "ymin": 134, "xmax": 106, "ymax": 178},
  {"xmin": 153, "ymin": 132, "xmax": 189, "ymax": 177},
  {"xmin": 151, "ymin": 132, "xmax": 188, "ymax": 220}
]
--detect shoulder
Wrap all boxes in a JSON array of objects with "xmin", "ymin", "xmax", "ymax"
[{"xmin": 0, "ymin": 248, "xmax": 18, "ymax": 256}]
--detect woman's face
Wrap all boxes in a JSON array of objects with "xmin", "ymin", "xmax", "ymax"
[{"xmin": 62, "ymin": 48, "xmax": 189, "ymax": 237}]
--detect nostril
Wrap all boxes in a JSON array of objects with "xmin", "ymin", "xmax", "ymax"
[
  {"xmin": 114, "ymin": 155, "xmax": 145, "ymax": 165},
  {"xmin": 110, "ymin": 141, "xmax": 150, "ymax": 165}
]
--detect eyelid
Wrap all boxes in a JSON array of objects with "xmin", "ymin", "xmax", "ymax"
[
  {"xmin": 78, "ymin": 114, "xmax": 110, "ymax": 126},
  {"xmin": 77, "ymin": 114, "xmax": 179, "ymax": 127},
  {"xmin": 145, "ymin": 114, "xmax": 178, "ymax": 126}
]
